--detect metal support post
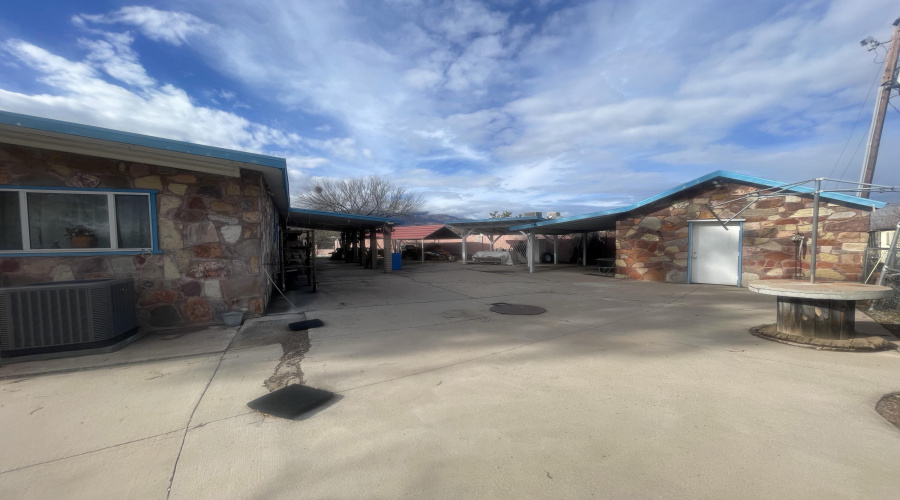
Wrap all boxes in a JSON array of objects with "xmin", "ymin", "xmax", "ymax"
[
  {"xmin": 528, "ymin": 231, "xmax": 535, "ymax": 274},
  {"xmin": 553, "ymin": 234, "xmax": 559, "ymax": 264},
  {"xmin": 876, "ymin": 222, "xmax": 900, "ymax": 287},
  {"xmin": 421, "ymin": 239, "xmax": 424, "ymax": 263},
  {"xmin": 582, "ymin": 233, "xmax": 588, "ymax": 266},
  {"xmin": 487, "ymin": 234, "xmax": 499, "ymax": 251},
  {"xmin": 383, "ymin": 225, "xmax": 392, "ymax": 273},
  {"xmin": 810, "ymin": 178, "xmax": 821, "ymax": 284},
  {"xmin": 461, "ymin": 229, "xmax": 471, "ymax": 264},
  {"xmin": 369, "ymin": 228, "xmax": 377, "ymax": 270}
]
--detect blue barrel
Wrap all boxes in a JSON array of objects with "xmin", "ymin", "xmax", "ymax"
[{"xmin": 392, "ymin": 253, "xmax": 402, "ymax": 270}]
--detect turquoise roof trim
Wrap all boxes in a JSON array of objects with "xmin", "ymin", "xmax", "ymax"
[
  {"xmin": 511, "ymin": 170, "xmax": 887, "ymax": 232},
  {"xmin": 288, "ymin": 207, "xmax": 403, "ymax": 224},
  {"xmin": 446, "ymin": 216, "xmax": 544, "ymax": 225},
  {"xmin": 0, "ymin": 110, "xmax": 286, "ymax": 169}
]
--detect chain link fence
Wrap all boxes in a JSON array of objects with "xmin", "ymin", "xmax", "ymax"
[{"xmin": 864, "ymin": 247, "xmax": 900, "ymax": 311}]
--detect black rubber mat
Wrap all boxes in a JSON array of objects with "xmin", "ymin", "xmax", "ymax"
[
  {"xmin": 247, "ymin": 384, "xmax": 335, "ymax": 419},
  {"xmin": 489, "ymin": 303, "xmax": 546, "ymax": 315},
  {"xmin": 288, "ymin": 319, "xmax": 325, "ymax": 331}
]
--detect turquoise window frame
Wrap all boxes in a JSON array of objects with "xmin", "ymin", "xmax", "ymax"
[{"xmin": 0, "ymin": 185, "xmax": 160, "ymax": 257}]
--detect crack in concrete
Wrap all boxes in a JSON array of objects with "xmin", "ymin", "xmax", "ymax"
[{"xmin": 0, "ymin": 429, "xmax": 183, "ymax": 475}]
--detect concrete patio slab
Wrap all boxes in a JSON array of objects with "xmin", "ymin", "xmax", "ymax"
[
  {"xmin": 0, "ymin": 431, "xmax": 181, "ymax": 500},
  {"xmin": 0, "ymin": 325, "xmax": 237, "ymax": 379},
  {"xmin": 0, "ymin": 354, "xmax": 220, "ymax": 472},
  {"xmin": 3, "ymin": 259, "xmax": 899, "ymax": 499}
]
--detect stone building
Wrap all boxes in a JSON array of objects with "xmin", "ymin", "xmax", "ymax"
[
  {"xmin": 512, "ymin": 171, "xmax": 885, "ymax": 286},
  {"xmin": 0, "ymin": 111, "xmax": 287, "ymax": 328}
]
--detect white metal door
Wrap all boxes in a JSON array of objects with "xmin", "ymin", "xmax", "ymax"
[{"xmin": 690, "ymin": 221, "xmax": 741, "ymax": 286}]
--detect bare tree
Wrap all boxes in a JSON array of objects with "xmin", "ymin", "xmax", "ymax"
[{"xmin": 294, "ymin": 175, "xmax": 425, "ymax": 218}]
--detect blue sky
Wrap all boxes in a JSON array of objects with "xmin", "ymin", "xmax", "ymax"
[{"xmin": 0, "ymin": 0, "xmax": 897, "ymax": 217}]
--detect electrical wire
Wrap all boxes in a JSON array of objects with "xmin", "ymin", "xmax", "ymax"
[
  {"xmin": 890, "ymin": 100, "xmax": 900, "ymax": 115},
  {"xmin": 826, "ymin": 63, "xmax": 884, "ymax": 187},
  {"xmin": 261, "ymin": 265, "xmax": 303, "ymax": 311}
]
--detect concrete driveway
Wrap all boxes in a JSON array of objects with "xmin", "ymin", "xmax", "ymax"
[{"xmin": 2, "ymin": 261, "xmax": 899, "ymax": 499}]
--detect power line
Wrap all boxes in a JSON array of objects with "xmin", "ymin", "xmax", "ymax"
[
  {"xmin": 890, "ymin": 100, "xmax": 900, "ymax": 115},
  {"xmin": 826, "ymin": 64, "xmax": 884, "ymax": 187}
]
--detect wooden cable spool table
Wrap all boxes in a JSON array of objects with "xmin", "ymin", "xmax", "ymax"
[{"xmin": 748, "ymin": 280, "xmax": 892, "ymax": 340}]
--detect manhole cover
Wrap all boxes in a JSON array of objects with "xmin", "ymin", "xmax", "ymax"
[{"xmin": 490, "ymin": 303, "xmax": 546, "ymax": 315}]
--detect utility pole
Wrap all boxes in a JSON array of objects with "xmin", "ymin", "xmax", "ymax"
[{"xmin": 858, "ymin": 18, "xmax": 900, "ymax": 198}]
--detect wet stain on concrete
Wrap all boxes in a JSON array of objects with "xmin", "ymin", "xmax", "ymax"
[{"xmin": 264, "ymin": 329, "xmax": 311, "ymax": 392}]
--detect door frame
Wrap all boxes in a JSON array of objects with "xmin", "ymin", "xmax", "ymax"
[{"xmin": 686, "ymin": 219, "xmax": 744, "ymax": 287}]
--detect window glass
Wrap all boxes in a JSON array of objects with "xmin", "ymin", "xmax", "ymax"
[
  {"xmin": 27, "ymin": 192, "xmax": 111, "ymax": 249},
  {"xmin": 0, "ymin": 191, "xmax": 23, "ymax": 250},
  {"xmin": 115, "ymin": 195, "xmax": 152, "ymax": 249}
]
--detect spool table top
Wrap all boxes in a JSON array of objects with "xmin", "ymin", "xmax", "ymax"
[{"xmin": 748, "ymin": 280, "xmax": 892, "ymax": 300}]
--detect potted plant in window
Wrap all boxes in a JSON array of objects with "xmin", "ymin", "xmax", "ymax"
[{"xmin": 65, "ymin": 225, "xmax": 98, "ymax": 248}]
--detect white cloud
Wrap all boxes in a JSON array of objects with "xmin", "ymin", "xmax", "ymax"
[
  {"xmin": 0, "ymin": 38, "xmax": 340, "ymax": 183},
  {"xmin": 4, "ymin": 0, "xmax": 899, "ymax": 219},
  {"xmin": 73, "ymin": 6, "xmax": 212, "ymax": 46},
  {"xmin": 430, "ymin": 0, "xmax": 509, "ymax": 43},
  {"xmin": 79, "ymin": 32, "xmax": 154, "ymax": 87}
]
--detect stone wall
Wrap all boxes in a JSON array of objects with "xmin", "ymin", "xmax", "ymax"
[
  {"xmin": 614, "ymin": 182, "xmax": 871, "ymax": 285},
  {"xmin": 255, "ymin": 185, "xmax": 277, "ymax": 313},
  {"xmin": 0, "ymin": 143, "xmax": 277, "ymax": 328}
]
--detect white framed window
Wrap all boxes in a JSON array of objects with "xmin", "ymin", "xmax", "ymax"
[{"xmin": 0, "ymin": 186, "xmax": 158, "ymax": 255}]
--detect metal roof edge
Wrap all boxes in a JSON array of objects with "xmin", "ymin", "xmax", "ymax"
[
  {"xmin": 446, "ymin": 216, "xmax": 544, "ymax": 225},
  {"xmin": 510, "ymin": 170, "xmax": 886, "ymax": 231},
  {"xmin": 288, "ymin": 207, "xmax": 403, "ymax": 224},
  {"xmin": 0, "ymin": 110, "xmax": 287, "ymax": 170},
  {"xmin": 711, "ymin": 171, "xmax": 886, "ymax": 209}
]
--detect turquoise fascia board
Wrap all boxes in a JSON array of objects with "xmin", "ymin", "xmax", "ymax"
[
  {"xmin": 0, "ymin": 110, "xmax": 287, "ymax": 170},
  {"xmin": 288, "ymin": 207, "xmax": 404, "ymax": 225},
  {"xmin": 511, "ymin": 170, "xmax": 887, "ymax": 231},
  {"xmin": 0, "ymin": 185, "xmax": 159, "ymax": 195},
  {"xmin": 446, "ymin": 216, "xmax": 544, "ymax": 225},
  {"xmin": 0, "ymin": 250, "xmax": 162, "ymax": 257}
]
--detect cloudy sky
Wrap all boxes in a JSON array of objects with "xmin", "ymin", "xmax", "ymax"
[{"xmin": 1, "ymin": 0, "xmax": 898, "ymax": 217}]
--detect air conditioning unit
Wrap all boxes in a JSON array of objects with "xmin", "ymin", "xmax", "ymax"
[
  {"xmin": 547, "ymin": 212, "xmax": 561, "ymax": 219},
  {"xmin": 522, "ymin": 212, "xmax": 542, "ymax": 218},
  {"xmin": 0, "ymin": 278, "xmax": 138, "ymax": 359}
]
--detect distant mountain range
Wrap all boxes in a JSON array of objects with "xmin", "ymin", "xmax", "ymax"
[{"xmin": 400, "ymin": 213, "xmax": 469, "ymax": 225}]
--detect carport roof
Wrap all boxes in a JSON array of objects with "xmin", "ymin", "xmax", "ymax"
[
  {"xmin": 286, "ymin": 208, "xmax": 402, "ymax": 231},
  {"xmin": 510, "ymin": 170, "xmax": 888, "ymax": 235},
  {"xmin": 390, "ymin": 225, "xmax": 460, "ymax": 240},
  {"xmin": 446, "ymin": 216, "xmax": 545, "ymax": 235}
]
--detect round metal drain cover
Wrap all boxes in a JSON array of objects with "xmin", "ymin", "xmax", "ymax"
[{"xmin": 490, "ymin": 303, "xmax": 546, "ymax": 315}]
